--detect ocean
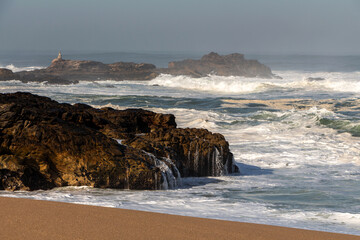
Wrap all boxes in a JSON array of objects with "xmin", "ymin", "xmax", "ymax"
[{"xmin": 1, "ymin": 51, "xmax": 360, "ymax": 235}]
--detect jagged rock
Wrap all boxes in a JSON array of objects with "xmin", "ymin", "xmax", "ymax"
[
  {"xmin": 0, "ymin": 92, "xmax": 238, "ymax": 191},
  {"xmin": 160, "ymin": 52, "xmax": 278, "ymax": 78},
  {"xmin": 123, "ymin": 128, "xmax": 238, "ymax": 177}
]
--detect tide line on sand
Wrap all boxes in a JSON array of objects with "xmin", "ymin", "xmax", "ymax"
[{"xmin": 0, "ymin": 197, "xmax": 359, "ymax": 240}]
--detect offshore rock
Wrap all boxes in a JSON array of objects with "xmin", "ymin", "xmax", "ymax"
[
  {"xmin": 161, "ymin": 52, "xmax": 278, "ymax": 78},
  {"xmin": 0, "ymin": 65, "xmax": 77, "ymax": 85},
  {"xmin": 1, "ymin": 52, "xmax": 278, "ymax": 84},
  {"xmin": 5, "ymin": 55, "xmax": 157, "ymax": 84},
  {"xmin": 43, "ymin": 58, "xmax": 158, "ymax": 81},
  {"xmin": 0, "ymin": 92, "xmax": 238, "ymax": 191},
  {"xmin": 0, "ymin": 68, "xmax": 19, "ymax": 81}
]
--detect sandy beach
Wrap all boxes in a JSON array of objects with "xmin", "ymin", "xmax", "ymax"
[{"xmin": 0, "ymin": 197, "xmax": 358, "ymax": 240}]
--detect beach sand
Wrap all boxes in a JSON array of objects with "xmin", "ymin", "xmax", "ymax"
[{"xmin": 0, "ymin": 197, "xmax": 358, "ymax": 240}]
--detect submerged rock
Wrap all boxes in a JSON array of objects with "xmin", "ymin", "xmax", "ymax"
[{"xmin": 0, "ymin": 92, "xmax": 238, "ymax": 191}]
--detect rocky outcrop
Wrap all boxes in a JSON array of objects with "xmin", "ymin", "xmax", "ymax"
[
  {"xmin": 0, "ymin": 92, "xmax": 238, "ymax": 191},
  {"xmin": 123, "ymin": 128, "xmax": 237, "ymax": 177},
  {"xmin": 160, "ymin": 52, "xmax": 278, "ymax": 78},
  {"xmin": 1, "ymin": 52, "xmax": 277, "ymax": 84},
  {"xmin": 42, "ymin": 58, "xmax": 158, "ymax": 81},
  {"xmin": 0, "ymin": 67, "xmax": 77, "ymax": 85},
  {"xmin": 0, "ymin": 68, "xmax": 19, "ymax": 81},
  {"xmin": 13, "ymin": 58, "xmax": 158, "ymax": 84},
  {"xmin": 16, "ymin": 71, "xmax": 78, "ymax": 84}
]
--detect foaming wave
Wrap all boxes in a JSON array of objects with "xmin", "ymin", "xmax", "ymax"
[
  {"xmin": 281, "ymin": 210, "xmax": 360, "ymax": 229},
  {"xmin": 148, "ymin": 72, "xmax": 360, "ymax": 94},
  {"xmin": 1, "ymin": 178, "xmax": 359, "ymax": 234},
  {"xmin": 148, "ymin": 106, "xmax": 360, "ymax": 167},
  {"xmin": 90, "ymin": 103, "xmax": 127, "ymax": 110},
  {"xmin": 0, "ymin": 64, "xmax": 45, "ymax": 72},
  {"xmin": 148, "ymin": 74, "xmax": 269, "ymax": 93}
]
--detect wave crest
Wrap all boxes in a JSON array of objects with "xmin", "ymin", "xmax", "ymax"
[
  {"xmin": 148, "ymin": 72, "xmax": 360, "ymax": 94},
  {"xmin": 0, "ymin": 64, "xmax": 45, "ymax": 72}
]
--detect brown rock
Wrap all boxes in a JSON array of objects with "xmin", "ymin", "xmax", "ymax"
[
  {"xmin": 0, "ymin": 92, "xmax": 238, "ymax": 191},
  {"xmin": 123, "ymin": 128, "xmax": 238, "ymax": 177}
]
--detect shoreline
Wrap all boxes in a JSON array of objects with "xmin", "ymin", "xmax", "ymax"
[{"xmin": 0, "ymin": 196, "xmax": 358, "ymax": 240}]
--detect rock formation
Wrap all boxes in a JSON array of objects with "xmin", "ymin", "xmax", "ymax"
[
  {"xmin": 160, "ymin": 52, "xmax": 278, "ymax": 78},
  {"xmin": 0, "ymin": 52, "xmax": 278, "ymax": 84},
  {"xmin": 42, "ymin": 59, "xmax": 158, "ymax": 81},
  {"xmin": 0, "ymin": 68, "xmax": 19, "ymax": 81},
  {"xmin": 0, "ymin": 92, "xmax": 238, "ymax": 191}
]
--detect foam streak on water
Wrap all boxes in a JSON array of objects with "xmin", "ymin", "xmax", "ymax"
[{"xmin": 1, "ymin": 67, "xmax": 360, "ymax": 235}]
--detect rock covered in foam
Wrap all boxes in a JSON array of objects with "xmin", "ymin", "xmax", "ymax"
[{"xmin": 0, "ymin": 92, "xmax": 238, "ymax": 191}]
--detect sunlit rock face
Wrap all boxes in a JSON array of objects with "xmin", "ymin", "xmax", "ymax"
[{"xmin": 0, "ymin": 92, "xmax": 238, "ymax": 191}]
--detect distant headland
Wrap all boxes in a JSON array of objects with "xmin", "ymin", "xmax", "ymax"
[{"xmin": 0, "ymin": 52, "xmax": 279, "ymax": 84}]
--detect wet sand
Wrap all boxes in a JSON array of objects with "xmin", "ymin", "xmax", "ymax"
[{"xmin": 0, "ymin": 197, "xmax": 359, "ymax": 240}]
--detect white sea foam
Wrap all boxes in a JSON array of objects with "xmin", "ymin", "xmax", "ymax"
[
  {"xmin": 147, "ymin": 72, "xmax": 360, "ymax": 94},
  {"xmin": 1, "ymin": 177, "xmax": 359, "ymax": 235},
  {"xmin": 148, "ymin": 74, "xmax": 266, "ymax": 93},
  {"xmin": 148, "ymin": 106, "xmax": 360, "ymax": 167},
  {"xmin": 0, "ymin": 64, "xmax": 45, "ymax": 72},
  {"xmin": 1, "ymin": 70, "xmax": 360, "ymax": 99},
  {"xmin": 1, "ymin": 67, "xmax": 360, "ymax": 235}
]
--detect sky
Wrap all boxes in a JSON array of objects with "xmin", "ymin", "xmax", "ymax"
[{"xmin": 0, "ymin": 0, "xmax": 360, "ymax": 55}]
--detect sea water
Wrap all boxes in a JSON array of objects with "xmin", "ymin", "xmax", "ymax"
[{"xmin": 0, "ymin": 51, "xmax": 360, "ymax": 235}]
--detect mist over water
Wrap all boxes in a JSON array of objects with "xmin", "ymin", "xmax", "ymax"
[{"xmin": 1, "ymin": 52, "xmax": 360, "ymax": 235}]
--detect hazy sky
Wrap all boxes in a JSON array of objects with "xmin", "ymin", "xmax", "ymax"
[{"xmin": 1, "ymin": 0, "xmax": 360, "ymax": 54}]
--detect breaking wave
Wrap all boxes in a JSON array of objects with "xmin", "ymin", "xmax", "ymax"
[
  {"xmin": 148, "ymin": 72, "xmax": 360, "ymax": 94},
  {"xmin": 0, "ymin": 64, "xmax": 45, "ymax": 72}
]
